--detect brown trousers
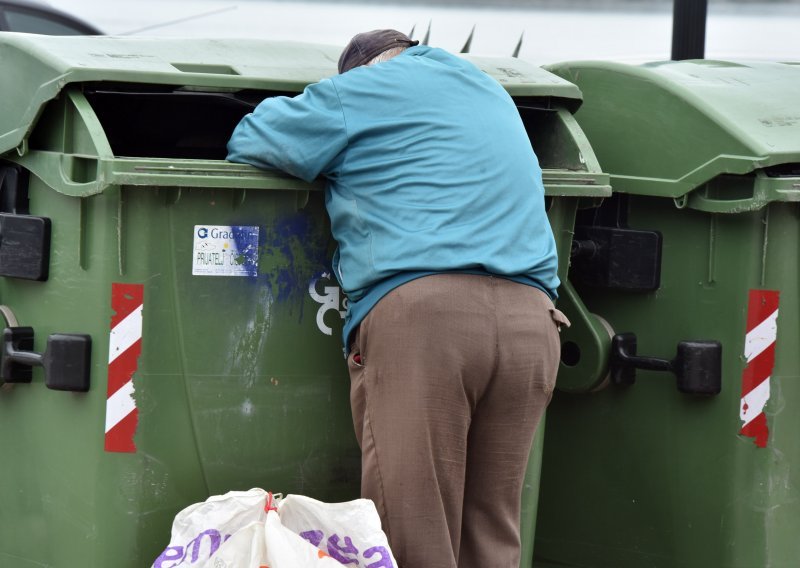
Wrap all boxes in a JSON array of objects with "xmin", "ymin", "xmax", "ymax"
[{"xmin": 347, "ymin": 274, "xmax": 564, "ymax": 568}]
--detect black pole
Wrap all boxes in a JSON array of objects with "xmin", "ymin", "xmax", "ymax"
[{"xmin": 671, "ymin": 0, "xmax": 708, "ymax": 60}]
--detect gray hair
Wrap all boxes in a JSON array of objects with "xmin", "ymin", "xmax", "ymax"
[{"xmin": 367, "ymin": 46, "xmax": 407, "ymax": 66}]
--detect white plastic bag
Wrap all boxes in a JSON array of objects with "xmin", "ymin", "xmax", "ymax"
[
  {"xmin": 200, "ymin": 512, "xmax": 343, "ymax": 568},
  {"xmin": 198, "ymin": 521, "xmax": 268, "ymax": 568},
  {"xmin": 278, "ymin": 495, "xmax": 397, "ymax": 568},
  {"xmin": 263, "ymin": 511, "xmax": 344, "ymax": 567},
  {"xmin": 151, "ymin": 488, "xmax": 276, "ymax": 568},
  {"xmin": 152, "ymin": 490, "xmax": 396, "ymax": 568}
]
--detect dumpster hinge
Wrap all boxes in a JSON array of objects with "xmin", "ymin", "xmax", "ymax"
[
  {"xmin": 570, "ymin": 194, "xmax": 663, "ymax": 292},
  {"xmin": 0, "ymin": 163, "xmax": 52, "ymax": 281}
]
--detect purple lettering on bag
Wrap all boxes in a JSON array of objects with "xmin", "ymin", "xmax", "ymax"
[
  {"xmin": 154, "ymin": 529, "xmax": 232, "ymax": 567},
  {"xmin": 153, "ymin": 546, "xmax": 184, "ymax": 568},
  {"xmin": 300, "ymin": 530, "xmax": 325, "ymax": 548},
  {"xmin": 185, "ymin": 529, "xmax": 223, "ymax": 563},
  {"xmin": 364, "ymin": 546, "xmax": 394, "ymax": 568},
  {"xmin": 327, "ymin": 534, "xmax": 359, "ymax": 565}
]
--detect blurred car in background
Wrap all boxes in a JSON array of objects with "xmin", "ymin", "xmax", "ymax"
[{"xmin": 0, "ymin": 0, "xmax": 101, "ymax": 34}]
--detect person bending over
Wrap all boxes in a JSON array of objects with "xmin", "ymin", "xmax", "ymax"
[{"xmin": 227, "ymin": 29, "xmax": 567, "ymax": 568}]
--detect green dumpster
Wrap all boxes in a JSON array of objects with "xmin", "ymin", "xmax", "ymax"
[
  {"xmin": 0, "ymin": 34, "xmax": 608, "ymax": 567},
  {"xmin": 535, "ymin": 60, "xmax": 800, "ymax": 568}
]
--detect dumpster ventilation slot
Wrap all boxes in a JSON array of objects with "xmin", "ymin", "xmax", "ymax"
[
  {"xmin": 764, "ymin": 163, "xmax": 800, "ymax": 177},
  {"xmin": 83, "ymin": 87, "xmax": 289, "ymax": 160},
  {"xmin": 171, "ymin": 63, "xmax": 239, "ymax": 75}
]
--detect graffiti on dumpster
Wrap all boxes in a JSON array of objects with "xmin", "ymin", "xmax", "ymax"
[{"xmin": 308, "ymin": 272, "xmax": 347, "ymax": 336}]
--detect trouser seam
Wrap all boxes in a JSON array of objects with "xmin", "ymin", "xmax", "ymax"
[
  {"xmin": 490, "ymin": 278, "xmax": 500, "ymax": 380},
  {"xmin": 364, "ymin": 379, "xmax": 392, "ymax": 540}
]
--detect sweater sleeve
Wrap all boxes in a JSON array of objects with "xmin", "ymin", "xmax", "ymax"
[{"xmin": 226, "ymin": 78, "xmax": 348, "ymax": 182}]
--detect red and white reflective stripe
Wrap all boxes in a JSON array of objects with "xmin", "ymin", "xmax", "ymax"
[
  {"xmin": 105, "ymin": 283, "xmax": 144, "ymax": 453},
  {"xmin": 739, "ymin": 289, "xmax": 780, "ymax": 448}
]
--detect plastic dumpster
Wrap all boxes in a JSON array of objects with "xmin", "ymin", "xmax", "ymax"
[
  {"xmin": 534, "ymin": 60, "xmax": 800, "ymax": 568},
  {"xmin": 0, "ymin": 34, "xmax": 609, "ymax": 567}
]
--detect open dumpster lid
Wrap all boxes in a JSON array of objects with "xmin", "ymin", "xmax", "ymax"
[
  {"xmin": 547, "ymin": 59, "xmax": 800, "ymax": 202},
  {"xmin": 0, "ymin": 33, "xmax": 583, "ymax": 157}
]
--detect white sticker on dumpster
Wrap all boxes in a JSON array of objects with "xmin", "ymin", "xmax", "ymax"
[{"xmin": 192, "ymin": 225, "xmax": 259, "ymax": 277}]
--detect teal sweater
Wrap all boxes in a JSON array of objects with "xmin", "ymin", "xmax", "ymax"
[{"xmin": 227, "ymin": 45, "xmax": 559, "ymax": 349}]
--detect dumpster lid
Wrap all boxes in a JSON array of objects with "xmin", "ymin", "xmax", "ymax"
[
  {"xmin": 463, "ymin": 54, "xmax": 583, "ymax": 103},
  {"xmin": 637, "ymin": 59, "xmax": 800, "ymax": 159},
  {"xmin": 547, "ymin": 59, "xmax": 800, "ymax": 200},
  {"xmin": 0, "ymin": 33, "xmax": 584, "ymax": 157}
]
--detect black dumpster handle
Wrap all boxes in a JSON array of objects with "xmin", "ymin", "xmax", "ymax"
[
  {"xmin": 610, "ymin": 333, "xmax": 721, "ymax": 396},
  {"xmin": 0, "ymin": 306, "xmax": 91, "ymax": 392}
]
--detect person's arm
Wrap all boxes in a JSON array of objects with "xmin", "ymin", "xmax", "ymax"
[{"xmin": 227, "ymin": 78, "xmax": 349, "ymax": 182}]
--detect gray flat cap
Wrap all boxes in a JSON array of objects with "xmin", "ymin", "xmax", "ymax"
[{"xmin": 338, "ymin": 29, "xmax": 419, "ymax": 74}]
